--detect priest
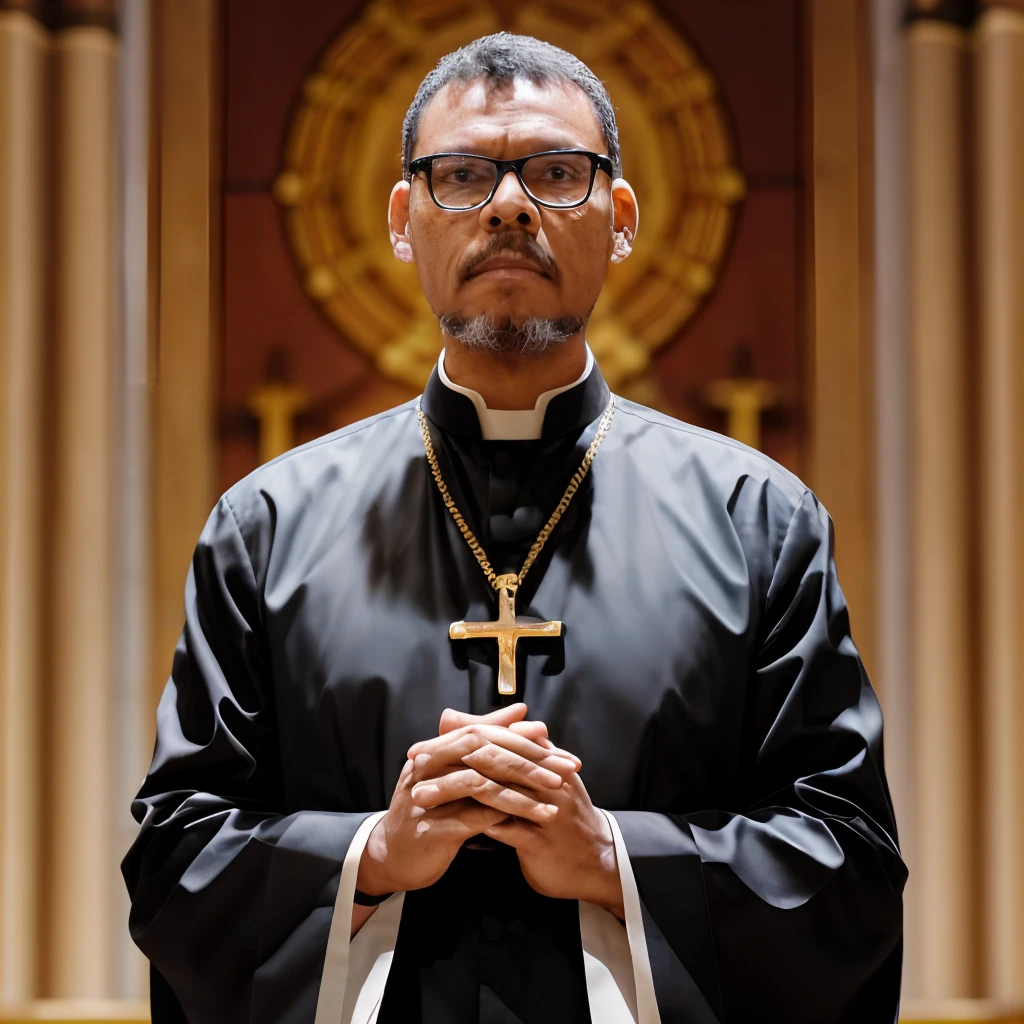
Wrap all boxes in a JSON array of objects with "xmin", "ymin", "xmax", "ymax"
[{"xmin": 123, "ymin": 32, "xmax": 906, "ymax": 1024}]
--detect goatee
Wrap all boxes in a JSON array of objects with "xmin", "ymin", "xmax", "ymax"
[{"xmin": 439, "ymin": 313, "xmax": 587, "ymax": 355}]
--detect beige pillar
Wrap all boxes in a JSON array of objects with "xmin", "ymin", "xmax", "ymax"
[
  {"xmin": 47, "ymin": 19, "xmax": 119, "ymax": 998},
  {"xmin": 151, "ymin": 0, "xmax": 220, "ymax": 722},
  {"xmin": 0, "ymin": 7, "xmax": 48, "ymax": 1003},
  {"xmin": 975, "ymin": 4, "xmax": 1024, "ymax": 1002},
  {"xmin": 808, "ymin": 0, "xmax": 877, "ymax": 687},
  {"xmin": 871, "ymin": 0, "xmax": 918, "ymax": 997},
  {"xmin": 906, "ymin": 16, "xmax": 976, "ymax": 998}
]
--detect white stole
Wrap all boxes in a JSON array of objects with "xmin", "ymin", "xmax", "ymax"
[{"xmin": 313, "ymin": 810, "xmax": 662, "ymax": 1024}]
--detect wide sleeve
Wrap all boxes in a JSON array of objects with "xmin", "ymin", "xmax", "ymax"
[
  {"xmin": 611, "ymin": 488, "xmax": 907, "ymax": 1024},
  {"xmin": 121, "ymin": 495, "xmax": 375, "ymax": 1024}
]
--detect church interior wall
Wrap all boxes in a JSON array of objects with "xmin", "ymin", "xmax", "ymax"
[
  {"xmin": 218, "ymin": 0, "xmax": 807, "ymax": 493},
  {"xmin": 0, "ymin": 0, "xmax": 1021, "ymax": 1020}
]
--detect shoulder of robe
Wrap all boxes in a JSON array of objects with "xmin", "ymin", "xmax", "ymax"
[
  {"xmin": 612, "ymin": 398, "xmax": 836, "ymax": 586},
  {"xmin": 212, "ymin": 398, "xmax": 422, "ymax": 541},
  {"xmin": 612, "ymin": 396, "xmax": 809, "ymax": 508}
]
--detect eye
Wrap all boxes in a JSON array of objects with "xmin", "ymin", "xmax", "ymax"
[
  {"xmin": 530, "ymin": 159, "xmax": 585, "ymax": 183},
  {"xmin": 435, "ymin": 164, "xmax": 483, "ymax": 185}
]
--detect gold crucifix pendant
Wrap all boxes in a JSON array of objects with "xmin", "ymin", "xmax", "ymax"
[{"xmin": 449, "ymin": 573, "xmax": 563, "ymax": 696}]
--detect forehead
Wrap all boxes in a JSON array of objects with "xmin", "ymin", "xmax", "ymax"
[{"xmin": 413, "ymin": 76, "xmax": 606, "ymax": 158}]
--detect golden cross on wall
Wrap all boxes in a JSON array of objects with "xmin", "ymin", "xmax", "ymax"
[
  {"xmin": 698, "ymin": 345, "xmax": 786, "ymax": 451},
  {"xmin": 449, "ymin": 574, "xmax": 562, "ymax": 695},
  {"xmin": 247, "ymin": 380, "xmax": 310, "ymax": 464},
  {"xmin": 702, "ymin": 376, "xmax": 780, "ymax": 450}
]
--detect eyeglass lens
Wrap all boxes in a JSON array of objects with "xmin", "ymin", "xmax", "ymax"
[{"xmin": 429, "ymin": 153, "xmax": 593, "ymax": 209}]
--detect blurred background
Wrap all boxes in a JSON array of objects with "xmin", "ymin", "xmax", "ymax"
[{"xmin": 0, "ymin": 0, "xmax": 1021, "ymax": 1020}]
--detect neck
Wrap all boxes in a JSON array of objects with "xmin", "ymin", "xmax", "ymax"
[{"xmin": 441, "ymin": 331, "xmax": 588, "ymax": 410}]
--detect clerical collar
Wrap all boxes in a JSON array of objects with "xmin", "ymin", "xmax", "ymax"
[
  {"xmin": 421, "ymin": 346, "xmax": 610, "ymax": 441},
  {"xmin": 436, "ymin": 346, "xmax": 595, "ymax": 441}
]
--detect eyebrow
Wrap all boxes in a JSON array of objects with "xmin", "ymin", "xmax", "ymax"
[{"xmin": 425, "ymin": 136, "xmax": 594, "ymax": 156}]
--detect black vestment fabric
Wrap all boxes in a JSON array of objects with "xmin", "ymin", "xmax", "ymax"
[{"xmin": 123, "ymin": 364, "xmax": 906, "ymax": 1023}]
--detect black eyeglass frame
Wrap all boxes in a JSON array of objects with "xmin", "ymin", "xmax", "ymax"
[{"xmin": 407, "ymin": 149, "xmax": 615, "ymax": 212}]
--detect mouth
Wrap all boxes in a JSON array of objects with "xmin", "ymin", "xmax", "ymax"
[{"xmin": 465, "ymin": 254, "xmax": 552, "ymax": 280}]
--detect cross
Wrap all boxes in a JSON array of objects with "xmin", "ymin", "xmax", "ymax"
[
  {"xmin": 247, "ymin": 379, "xmax": 310, "ymax": 464},
  {"xmin": 449, "ymin": 574, "xmax": 562, "ymax": 696},
  {"xmin": 699, "ymin": 345, "xmax": 782, "ymax": 451}
]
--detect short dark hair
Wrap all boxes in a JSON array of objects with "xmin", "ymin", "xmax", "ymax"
[{"xmin": 402, "ymin": 32, "xmax": 622, "ymax": 180}]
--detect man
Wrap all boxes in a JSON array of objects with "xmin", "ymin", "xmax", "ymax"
[{"xmin": 124, "ymin": 33, "xmax": 905, "ymax": 1024}]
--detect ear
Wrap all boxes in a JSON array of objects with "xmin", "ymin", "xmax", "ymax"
[
  {"xmin": 388, "ymin": 180, "xmax": 415, "ymax": 263},
  {"xmin": 609, "ymin": 178, "xmax": 639, "ymax": 264}
]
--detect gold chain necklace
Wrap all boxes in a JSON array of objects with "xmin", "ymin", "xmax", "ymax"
[{"xmin": 417, "ymin": 395, "xmax": 616, "ymax": 695}]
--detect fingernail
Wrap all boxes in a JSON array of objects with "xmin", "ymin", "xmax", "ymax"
[
  {"xmin": 542, "ymin": 804, "xmax": 559, "ymax": 817},
  {"xmin": 412, "ymin": 783, "xmax": 438, "ymax": 803},
  {"xmin": 414, "ymin": 753, "xmax": 431, "ymax": 771}
]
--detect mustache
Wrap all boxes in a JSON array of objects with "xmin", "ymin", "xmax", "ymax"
[{"xmin": 459, "ymin": 233, "xmax": 559, "ymax": 283}]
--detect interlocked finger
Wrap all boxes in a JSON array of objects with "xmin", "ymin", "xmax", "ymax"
[
  {"xmin": 460, "ymin": 742, "xmax": 567, "ymax": 790},
  {"xmin": 411, "ymin": 768, "xmax": 559, "ymax": 824},
  {"xmin": 438, "ymin": 703, "xmax": 528, "ymax": 735},
  {"xmin": 409, "ymin": 725, "xmax": 579, "ymax": 782},
  {"xmin": 509, "ymin": 720, "xmax": 551, "ymax": 745},
  {"xmin": 410, "ymin": 723, "xmax": 572, "ymax": 763},
  {"xmin": 417, "ymin": 797, "xmax": 508, "ymax": 837}
]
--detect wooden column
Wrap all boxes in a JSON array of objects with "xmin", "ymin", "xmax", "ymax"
[
  {"xmin": 870, "ymin": 0, "xmax": 916, "ymax": 991},
  {"xmin": 112, "ymin": 0, "xmax": 155, "ymax": 1000},
  {"xmin": 151, "ymin": 0, "xmax": 220, "ymax": 724},
  {"xmin": 0, "ymin": 3, "xmax": 47, "ymax": 1003},
  {"xmin": 807, "ymin": 0, "xmax": 877, "ymax": 683},
  {"xmin": 975, "ymin": 2, "xmax": 1024, "ymax": 1002},
  {"xmin": 906, "ymin": 2, "xmax": 976, "ymax": 998},
  {"xmin": 47, "ymin": 1, "xmax": 119, "ymax": 997}
]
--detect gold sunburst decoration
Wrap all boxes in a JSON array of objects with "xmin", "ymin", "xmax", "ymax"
[{"xmin": 274, "ymin": 0, "xmax": 744, "ymax": 392}]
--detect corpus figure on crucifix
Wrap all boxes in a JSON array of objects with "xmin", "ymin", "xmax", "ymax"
[{"xmin": 123, "ymin": 32, "xmax": 905, "ymax": 1024}]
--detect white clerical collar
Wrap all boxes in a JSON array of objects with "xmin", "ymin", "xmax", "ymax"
[{"xmin": 437, "ymin": 346, "xmax": 595, "ymax": 441}]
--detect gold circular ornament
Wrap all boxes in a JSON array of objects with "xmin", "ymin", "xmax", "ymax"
[{"xmin": 275, "ymin": 0, "xmax": 744, "ymax": 391}]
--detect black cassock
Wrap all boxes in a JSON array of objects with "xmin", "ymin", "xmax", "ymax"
[{"xmin": 123, "ymin": 364, "xmax": 906, "ymax": 1024}]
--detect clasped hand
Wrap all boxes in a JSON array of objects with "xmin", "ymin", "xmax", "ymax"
[{"xmin": 356, "ymin": 703, "xmax": 622, "ymax": 917}]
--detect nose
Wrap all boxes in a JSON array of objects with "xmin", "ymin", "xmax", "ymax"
[{"xmin": 479, "ymin": 168, "xmax": 539, "ymax": 233}]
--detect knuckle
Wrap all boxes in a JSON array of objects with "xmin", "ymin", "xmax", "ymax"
[
  {"xmin": 481, "ymin": 742, "xmax": 506, "ymax": 764},
  {"xmin": 495, "ymin": 745, "xmax": 521, "ymax": 768}
]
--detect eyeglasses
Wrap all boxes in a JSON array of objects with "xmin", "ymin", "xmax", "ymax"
[{"xmin": 407, "ymin": 149, "xmax": 614, "ymax": 212}]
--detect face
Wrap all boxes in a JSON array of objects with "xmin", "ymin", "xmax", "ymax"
[{"xmin": 388, "ymin": 76, "xmax": 638, "ymax": 336}]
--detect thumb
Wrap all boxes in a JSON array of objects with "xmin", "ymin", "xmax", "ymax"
[{"xmin": 438, "ymin": 702, "xmax": 528, "ymax": 735}]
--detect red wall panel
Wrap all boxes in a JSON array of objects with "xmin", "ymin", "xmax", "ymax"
[{"xmin": 220, "ymin": 0, "xmax": 806, "ymax": 492}]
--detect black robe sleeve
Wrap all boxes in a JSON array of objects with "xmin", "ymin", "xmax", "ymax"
[
  {"xmin": 121, "ymin": 496, "xmax": 373, "ymax": 1024},
  {"xmin": 614, "ymin": 489, "xmax": 906, "ymax": 1024}
]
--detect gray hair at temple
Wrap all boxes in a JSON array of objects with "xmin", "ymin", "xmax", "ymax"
[{"xmin": 401, "ymin": 32, "xmax": 622, "ymax": 181}]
